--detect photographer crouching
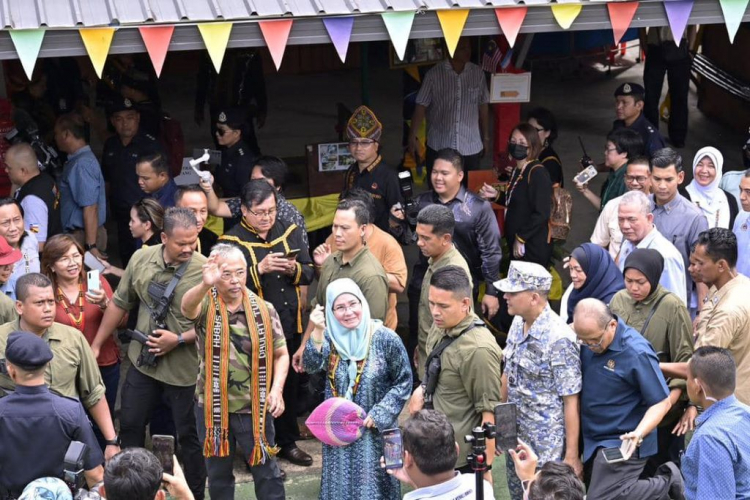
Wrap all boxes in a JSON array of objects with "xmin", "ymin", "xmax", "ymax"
[{"xmin": 0, "ymin": 332, "xmax": 103, "ymax": 499}]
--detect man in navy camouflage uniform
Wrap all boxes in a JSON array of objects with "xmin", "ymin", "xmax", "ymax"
[{"xmin": 495, "ymin": 261, "xmax": 583, "ymax": 500}]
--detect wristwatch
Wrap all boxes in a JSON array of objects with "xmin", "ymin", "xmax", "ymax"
[
  {"xmin": 85, "ymin": 243, "xmax": 97, "ymax": 251},
  {"xmin": 104, "ymin": 435, "xmax": 121, "ymax": 447},
  {"xmin": 177, "ymin": 333, "xmax": 185, "ymax": 346}
]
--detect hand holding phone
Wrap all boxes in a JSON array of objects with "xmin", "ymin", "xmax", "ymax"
[
  {"xmin": 87, "ymin": 270, "xmax": 101, "ymax": 292},
  {"xmin": 494, "ymin": 403, "xmax": 518, "ymax": 454},
  {"xmin": 284, "ymin": 249, "xmax": 301, "ymax": 259},
  {"xmin": 574, "ymin": 165, "xmax": 598, "ymax": 186},
  {"xmin": 152, "ymin": 435, "xmax": 175, "ymax": 475},
  {"xmin": 382, "ymin": 428, "xmax": 404, "ymax": 470}
]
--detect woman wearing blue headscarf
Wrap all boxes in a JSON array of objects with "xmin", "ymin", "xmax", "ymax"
[
  {"xmin": 303, "ymin": 278, "xmax": 412, "ymax": 500},
  {"xmin": 563, "ymin": 243, "xmax": 625, "ymax": 323}
]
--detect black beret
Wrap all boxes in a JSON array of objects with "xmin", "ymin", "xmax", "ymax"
[
  {"xmin": 216, "ymin": 108, "xmax": 246, "ymax": 129},
  {"xmin": 107, "ymin": 96, "xmax": 138, "ymax": 115},
  {"xmin": 6, "ymin": 331, "xmax": 53, "ymax": 369},
  {"xmin": 614, "ymin": 82, "xmax": 645, "ymax": 97}
]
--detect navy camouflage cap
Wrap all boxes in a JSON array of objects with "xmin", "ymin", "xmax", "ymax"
[{"xmin": 494, "ymin": 261, "xmax": 552, "ymax": 293}]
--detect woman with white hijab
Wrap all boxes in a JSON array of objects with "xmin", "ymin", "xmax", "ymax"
[{"xmin": 685, "ymin": 146, "xmax": 739, "ymax": 229}]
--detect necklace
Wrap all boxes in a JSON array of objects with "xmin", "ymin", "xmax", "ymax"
[
  {"xmin": 505, "ymin": 163, "xmax": 528, "ymax": 207},
  {"xmin": 327, "ymin": 344, "xmax": 368, "ymax": 399},
  {"xmin": 57, "ymin": 281, "xmax": 85, "ymax": 331}
]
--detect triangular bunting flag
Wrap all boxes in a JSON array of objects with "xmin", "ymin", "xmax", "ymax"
[
  {"xmin": 607, "ymin": 2, "xmax": 640, "ymax": 45},
  {"xmin": 139, "ymin": 26, "xmax": 174, "ymax": 77},
  {"xmin": 664, "ymin": 0, "xmax": 694, "ymax": 44},
  {"xmin": 259, "ymin": 20, "xmax": 294, "ymax": 70},
  {"xmin": 436, "ymin": 9, "xmax": 470, "ymax": 57},
  {"xmin": 9, "ymin": 30, "xmax": 45, "ymax": 80},
  {"xmin": 381, "ymin": 12, "xmax": 416, "ymax": 61},
  {"xmin": 494, "ymin": 7, "xmax": 528, "ymax": 48},
  {"xmin": 79, "ymin": 28, "xmax": 115, "ymax": 78},
  {"xmin": 719, "ymin": 0, "xmax": 750, "ymax": 43},
  {"xmin": 551, "ymin": 4, "xmax": 582, "ymax": 29},
  {"xmin": 323, "ymin": 17, "xmax": 354, "ymax": 63},
  {"xmin": 198, "ymin": 23, "xmax": 233, "ymax": 73}
]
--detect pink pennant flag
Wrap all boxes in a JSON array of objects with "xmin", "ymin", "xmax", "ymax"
[
  {"xmin": 494, "ymin": 8, "xmax": 528, "ymax": 48},
  {"xmin": 259, "ymin": 20, "xmax": 294, "ymax": 70},
  {"xmin": 607, "ymin": 2, "xmax": 640, "ymax": 45},
  {"xmin": 663, "ymin": 0, "xmax": 694, "ymax": 45},
  {"xmin": 323, "ymin": 17, "xmax": 355, "ymax": 63},
  {"xmin": 139, "ymin": 26, "xmax": 174, "ymax": 77}
]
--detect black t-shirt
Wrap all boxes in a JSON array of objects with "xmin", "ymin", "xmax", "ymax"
[{"xmin": 343, "ymin": 159, "xmax": 403, "ymax": 232}]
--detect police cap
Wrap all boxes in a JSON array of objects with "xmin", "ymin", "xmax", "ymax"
[
  {"xmin": 614, "ymin": 82, "xmax": 645, "ymax": 98},
  {"xmin": 107, "ymin": 96, "xmax": 138, "ymax": 115},
  {"xmin": 216, "ymin": 108, "xmax": 246, "ymax": 129},
  {"xmin": 6, "ymin": 331, "xmax": 53, "ymax": 369}
]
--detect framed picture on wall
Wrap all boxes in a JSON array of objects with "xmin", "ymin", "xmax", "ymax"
[
  {"xmin": 317, "ymin": 142, "xmax": 355, "ymax": 172},
  {"xmin": 490, "ymin": 72, "xmax": 532, "ymax": 103},
  {"xmin": 390, "ymin": 38, "xmax": 445, "ymax": 68}
]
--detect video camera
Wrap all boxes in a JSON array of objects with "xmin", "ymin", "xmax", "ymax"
[
  {"xmin": 63, "ymin": 441, "xmax": 102, "ymax": 500},
  {"xmin": 5, "ymin": 126, "xmax": 63, "ymax": 177},
  {"xmin": 397, "ymin": 170, "xmax": 419, "ymax": 227}
]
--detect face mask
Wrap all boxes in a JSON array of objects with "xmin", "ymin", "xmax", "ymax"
[{"xmin": 509, "ymin": 143, "xmax": 529, "ymax": 161}]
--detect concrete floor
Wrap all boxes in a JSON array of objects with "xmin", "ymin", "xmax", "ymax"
[{"xmin": 113, "ymin": 44, "xmax": 743, "ymax": 499}]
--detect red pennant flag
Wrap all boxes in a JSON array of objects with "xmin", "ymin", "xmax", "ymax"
[
  {"xmin": 494, "ymin": 8, "xmax": 528, "ymax": 48},
  {"xmin": 259, "ymin": 20, "xmax": 294, "ymax": 70},
  {"xmin": 607, "ymin": 2, "xmax": 640, "ymax": 45},
  {"xmin": 139, "ymin": 26, "xmax": 174, "ymax": 77}
]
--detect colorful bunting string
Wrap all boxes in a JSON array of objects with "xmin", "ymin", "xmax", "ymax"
[
  {"xmin": 436, "ymin": 9, "xmax": 470, "ymax": 57},
  {"xmin": 323, "ymin": 17, "xmax": 354, "ymax": 63},
  {"xmin": 494, "ymin": 7, "xmax": 528, "ymax": 48},
  {"xmin": 718, "ymin": 0, "xmax": 750, "ymax": 43},
  {"xmin": 550, "ymin": 4, "xmax": 583, "ymax": 30},
  {"xmin": 664, "ymin": 0, "xmax": 694, "ymax": 44},
  {"xmin": 259, "ymin": 20, "xmax": 294, "ymax": 70},
  {"xmin": 381, "ymin": 11, "xmax": 416, "ymax": 61},
  {"xmin": 607, "ymin": 2, "xmax": 640, "ymax": 45},
  {"xmin": 139, "ymin": 26, "xmax": 175, "ymax": 77},
  {"xmin": 79, "ymin": 28, "xmax": 115, "ymax": 78},
  {"xmin": 9, "ymin": 30, "xmax": 45, "ymax": 80},
  {"xmin": 198, "ymin": 23, "xmax": 233, "ymax": 73}
]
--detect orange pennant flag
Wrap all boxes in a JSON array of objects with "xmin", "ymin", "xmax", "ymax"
[
  {"xmin": 436, "ymin": 10, "xmax": 470, "ymax": 57},
  {"xmin": 494, "ymin": 7, "xmax": 528, "ymax": 48},
  {"xmin": 139, "ymin": 26, "xmax": 174, "ymax": 77},
  {"xmin": 607, "ymin": 2, "xmax": 640, "ymax": 45},
  {"xmin": 259, "ymin": 20, "xmax": 294, "ymax": 70},
  {"xmin": 79, "ymin": 28, "xmax": 115, "ymax": 78}
]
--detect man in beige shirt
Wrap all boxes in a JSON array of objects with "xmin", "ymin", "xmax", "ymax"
[
  {"xmin": 692, "ymin": 228, "xmax": 750, "ymax": 406},
  {"xmin": 414, "ymin": 204, "xmax": 472, "ymax": 380}
]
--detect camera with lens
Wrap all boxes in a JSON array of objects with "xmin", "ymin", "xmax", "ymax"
[
  {"xmin": 397, "ymin": 170, "xmax": 419, "ymax": 227},
  {"xmin": 5, "ymin": 126, "xmax": 62, "ymax": 178}
]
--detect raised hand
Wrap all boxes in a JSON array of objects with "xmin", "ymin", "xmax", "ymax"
[
  {"xmin": 202, "ymin": 255, "xmax": 225, "ymax": 286},
  {"xmin": 313, "ymin": 244, "xmax": 332, "ymax": 267}
]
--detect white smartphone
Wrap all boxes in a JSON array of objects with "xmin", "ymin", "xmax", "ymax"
[
  {"xmin": 84, "ymin": 251, "xmax": 106, "ymax": 272},
  {"xmin": 87, "ymin": 270, "xmax": 100, "ymax": 292},
  {"xmin": 574, "ymin": 165, "xmax": 599, "ymax": 185}
]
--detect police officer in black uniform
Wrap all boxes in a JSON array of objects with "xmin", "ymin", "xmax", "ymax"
[
  {"xmin": 101, "ymin": 97, "xmax": 163, "ymax": 265},
  {"xmin": 214, "ymin": 107, "xmax": 256, "ymax": 229},
  {"xmin": 611, "ymin": 82, "xmax": 666, "ymax": 157},
  {"xmin": 0, "ymin": 332, "xmax": 104, "ymax": 498}
]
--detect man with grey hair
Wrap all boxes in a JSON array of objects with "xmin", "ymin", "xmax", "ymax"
[
  {"xmin": 182, "ymin": 242, "xmax": 288, "ymax": 499},
  {"xmin": 573, "ymin": 298, "xmax": 683, "ymax": 500},
  {"xmin": 733, "ymin": 169, "xmax": 750, "ymax": 277},
  {"xmin": 616, "ymin": 190, "xmax": 686, "ymax": 304},
  {"xmin": 93, "ymin": 207, "xmax": 208, "ymax": 499}
]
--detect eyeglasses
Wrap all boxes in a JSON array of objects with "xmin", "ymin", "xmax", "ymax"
[
  {"xmin": 56, "ymin": 254, "xmax": 82, "ymax": 265},
  {"xmin": 348, "ymin": 140, "xmax": 376, "ymax": 148},
  {"xmin": 248, "ymin": 208, "xmax": 277, "ymax": 219},
  {"xmin": 333, "ymin": 301, "xmax": 362, "ymax": 314},
  {"xmin": 533, "ymin": 126, "xmax": 545, "ymax": 133},
  {"xmin": 220, "ymin": 270, "xmax": 247, "ymax": 281},
  {"xmin": 625, "ymin": 175, "xmax": 649, "ymax": 184},
  {"xmin": 604, "ymin": 147, "xmax": 618, "ymax": 154},
  {"xmin": 216, "ymin": 127, "xmax": 237, "ymax": 137},
  {"xmin": 576, "ymin": 332, "xmax": 606, "ymax": 349}
]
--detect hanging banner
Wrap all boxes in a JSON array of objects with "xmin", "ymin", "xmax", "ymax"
[
  {"xmin": 323, "ymin": 17, "xmax": 354, "ymax": 63},
  {"xmin": 79, "ymin": 28, "xmax": 115, "ymax": 78},
  {"xmin": 259, "ymin": 20, "xmax": 294, "ymax": 70},
  {"xmin": 551, "ymin": 4, "xmax": 583, "ymax": 29},
  {"xmin": 436, "ymin": 9, "xmax": 470, "ymax": 57},
  {"xmin": 139, "ymin": 26, "xmax": 174, "ymax": 77},
  {"xmin": 9, "ymin": 30, "xmax": 45, "ymax": 80},
  {"xmin": 607, "ymin": 2, "xmax": 640, "ymax": 45},
  {"xmin": 198, "ymin": 23, "xmax": 233, "ymax": 73},
  {"xmin": 719, "ymin": 0, "xmax": 749, "ymax": 43},
  {"xmin": 663, "ymin": 0, "xmax": 694, "ymax": 44},
  {"xmin": 381, "ymin": 12, "xmax": 416, "ymax": 61},
  {"xmin": 494, "ymin": 7, "xmax": 528, "ymax": 48}
]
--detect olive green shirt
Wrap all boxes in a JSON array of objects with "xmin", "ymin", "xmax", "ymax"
[
  {"xmin": 0, "ymin": 320, "xmax": 105, "ymax": 408},
  {"xmin": 313, "ymin": 246, "xmax": 389, "ymax": 321},
  {"xmin": 610, "ymin": 285, "xmax": 694, "ymax": 425},
  {"xmin": 112, "ymin": 244, "xmax": 206, "ymax": 387},
  {"xmin": 0, "ymin": 294, "xmax": 17, "ymax": 324},
  {"xmin": 426, "ymin": 313, "xmax": 503, "ymax": 468},
  {"xmin": 417, "ymin": 246, "xmax": 473, "ymax": 380}
]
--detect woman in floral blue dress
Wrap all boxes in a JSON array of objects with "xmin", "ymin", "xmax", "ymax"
[{"xmin": 303, "ymin": 278, "xmax": 412, "ymax": 500}]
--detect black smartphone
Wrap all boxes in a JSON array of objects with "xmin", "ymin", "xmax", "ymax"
[
  {"xmin": 382, "ymin": 428, "xmax": 404, "ymax": 470},
  {"xmin": 152, "ymin": 434, "xmax": 175, "ymax": 475},
  {"xmin": 602, "ymin": 447, "xmax": 627, "ymax": 464},
  {"xmin": 494, "ymin": 403, "xmax": 518, "ymax": 453},
  {"xmin": 284, "ymin": 249, "xmax": 301, "ymax": 258}
]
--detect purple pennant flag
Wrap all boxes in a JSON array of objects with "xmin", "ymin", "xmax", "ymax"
[
  {"xmin": 323, "ymin": 17, "xmax": 355, "ymax": 63},
  {"xmin": 663, "ymin": 0, "xmax": 694, "ymax": 45}
]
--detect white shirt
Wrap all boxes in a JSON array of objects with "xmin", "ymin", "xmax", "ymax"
[
  {"xmin": 617, "ymin": 227, "xmax": 687, "ymax": 304},
  {"xmin": 591, "ymin": 195, "xmax": 624, "ymax": 260},
  {"xmin": 404, "ymin": 473, "xmax": 495, "ymax": 500},
  {"xmin": 734, "ymin": 211, "xmax": 750, "ymax": 278}
]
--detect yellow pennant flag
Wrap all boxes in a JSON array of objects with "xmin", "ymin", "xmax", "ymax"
[
  {"xmin": 198, "ymin": 23, "xmax": 234, "ymax": 73},
  {"xmin": 551, "ymin": 4, "xmax": 583, "ymax": 29},
  {"xmin": 436, "ymin": 10, "xmax": 470, "ymax": 57},
  {"xmin": 79, "ymin": 28, "xmax": 115, "ymax": 78}
]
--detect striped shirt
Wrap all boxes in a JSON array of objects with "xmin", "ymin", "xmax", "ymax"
[{"xmin": 416, "ymin": 60, "xmax": 489, "ymax": 155}]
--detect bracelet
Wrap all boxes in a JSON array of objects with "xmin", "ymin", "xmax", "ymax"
[
  {"xmin": 99, "ymin": 298, "xmax": 109, "ymax": 310},
  {"xmin": 311, "ymin": 336, "xmax": 324, "ymax": 346}
]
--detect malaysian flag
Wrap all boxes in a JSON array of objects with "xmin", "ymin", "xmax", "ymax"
[{"xmin": 482, "ymin": 39, "xmax": 504, "ymax": 73}]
